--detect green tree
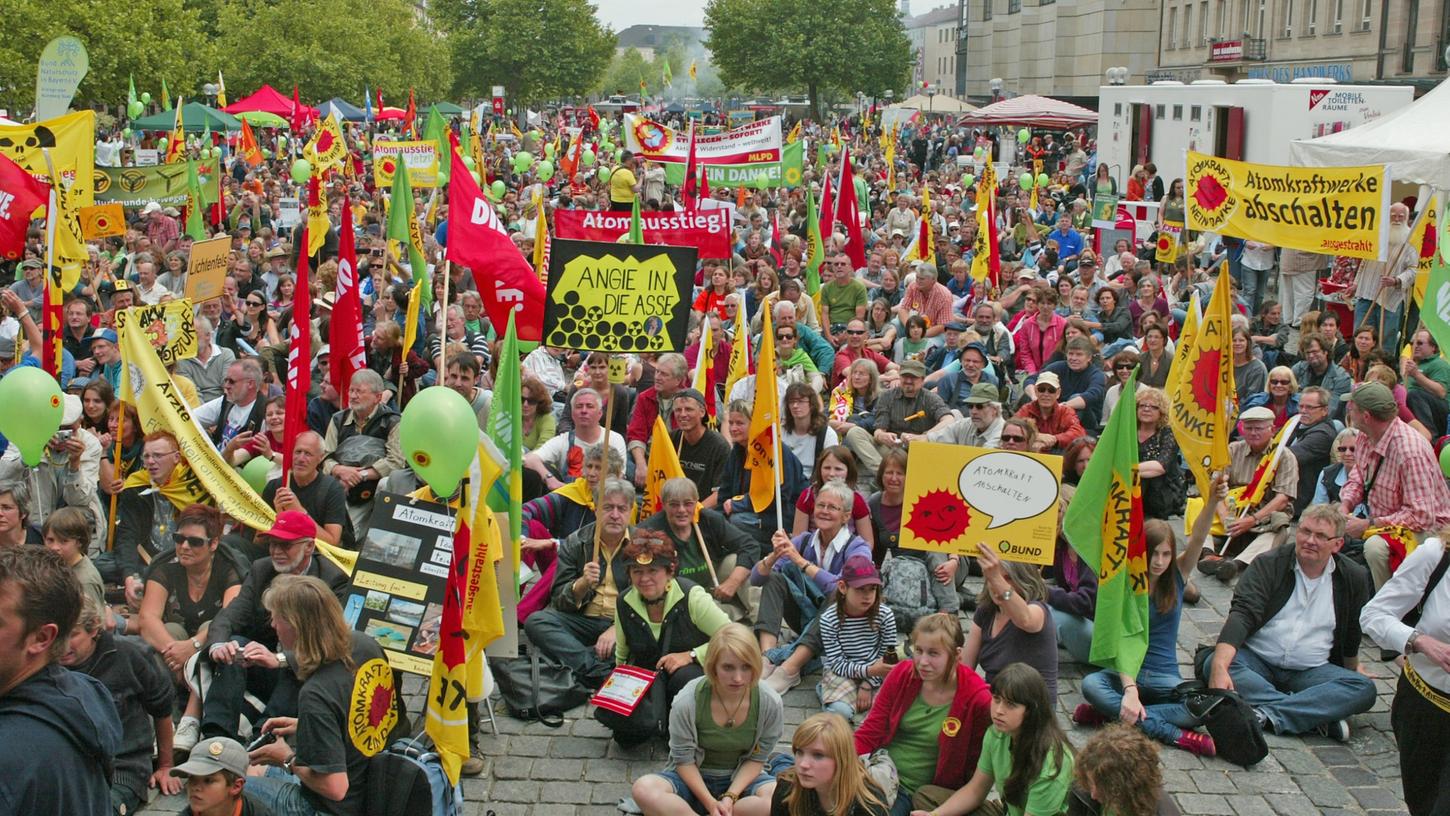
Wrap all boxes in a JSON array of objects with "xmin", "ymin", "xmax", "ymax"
[
  {"xmin": 214, "ymin": 0, "xmax": 452, "ymax": 104},
  {"xmin": 434, "ymin": 0, "xmax": 615, "ymax": 104},
  {"xmin": 597, "ymin": 48, "xmax": 652, "ymax": 97},
  {"xmin": 0, "ymin": 0, "xmax": 217, "ymax": 113},
  {"xmin": 703, "ymin": 0, "xmax": 911, "ymax": 117}
]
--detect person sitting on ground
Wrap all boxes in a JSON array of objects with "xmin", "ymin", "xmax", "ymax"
[
  {"xmin": 792, "ymin": 446, "xmax": 876, "ymax": 549},
  {"xmin": 630, "ymin": 623, "xmax": 784, "ymax": 816},
  {"xmin": 872, "ymin": 449, "xmax": 965, "ymax": 622},
  {"xmin": 1068, "ymin": 725, "xmax": 1182, "ymax": 816},
  {"xmin": 108, "ymin": 431, "xmax": 210, "ymax": 606},
  {"xmin": 1075, "ymin": 474, "xmax": 1223, "ymax": 757},
  {"xmin": 1014, "ymin": 371, "xmax": 1086, "ymax": 454},
  {"xmin": 909, "ymin": 662, "xmax": 1075, "ymax": 816},
  {"xmin": 523, "ymin": 478, "xmax": 637, "ymax": 689},
  {"xmin": 60, "ymin": 593, "xmax": 181, "ymax": 814},
  {"xmin": 854, "ymin": 613, "xmax": 993, "ymax": 816},
  {"xmin": 42, "ymin": 506, "xmax": 104, "ymax": 608},
  {"xmin": 1199, "ymin": 405, "xmax": 1297, "ymax": 582},
  {"xmin": 170, "ymin": 736, "xmax": 276, "ymax": 816},
  {"xmin": 962, "ymin": 544, "xmax": 1059, "ymax": 698},
  {"xmin": 716, "ymin": 400, "xmax": 807, "ymax": 548},
  {"xmin": 640, "ymin": 477, "xmax": 760, "ymax": 622},
  {"xmin": 1198, "ymin": 503, "xmax": 1377, "ymax": 741},
  {"xmin": 519, "ymin": 445, "xmax": 624, "ymax": 622},
  {"xmin": 815, "ymin": 555, "xmax": 898, "ymax": 724},
  {"xmin": 772, "ymin": 712, "xmax": 891, "ymax": 816},
  {"xmin": 1043, "ymin": 486, "xmax": 1097, "ymax": 664},
  {"xmin": 596, "ymin": 531, "xmax": 731, "ymax": 747}
]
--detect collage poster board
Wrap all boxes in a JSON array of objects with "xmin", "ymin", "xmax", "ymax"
[
  {"xmin": 899, "ymin": 442, "xmax": 1063, "ymax": 565},
  {"xmin": 542, "ymin": 238, "xmax": 697, "ymax": 354},
  {"xmin": 342, "ymin": 492, "xmax": 453, "ymax": 675}
]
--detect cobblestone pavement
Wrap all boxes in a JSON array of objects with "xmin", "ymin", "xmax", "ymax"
[{"xmin": 142, "ymin": 568, "xmax": 1410, "ymax": 816}]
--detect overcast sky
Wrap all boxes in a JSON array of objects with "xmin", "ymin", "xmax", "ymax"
[{"xmin": 592, "ymin": 0, "xmax": 924, "ymax": 29}]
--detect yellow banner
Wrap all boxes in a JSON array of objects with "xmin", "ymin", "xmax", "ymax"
[
  {"xmin": 113, "ymin": 299, "xmax": 198, "ymax": 365},
  {"xmin": 118, "ymin": 318, "xmax": 276, "ymax": 531},
  {"xmin": 304, "ymin": 113, "xmax": 348, "ymax": 171},
  {"xmin": 78, "ymin": 203, "xmax": 125, "ymax": 239},
  {"xmin": 899, "ymin": 442, "xmax": 1062, "ymax": 565},
  {"xmin": 1414, "ymin": 195, "xmax": 1440, "ymax": 305},
  {"xmin": 0, "ymin": 111, "xmax": 94, "ymax": 211},
  {"xmin": 373, "ymin": 140, "xmax": 439, "ymax": 188},
  {"xmin": 1168, "ymin": 263, "xmax": 1235, "ymax": 499},
  {"xmin": 1185, "ymin": 150, "xmax": 1391, "ymax": 261}
]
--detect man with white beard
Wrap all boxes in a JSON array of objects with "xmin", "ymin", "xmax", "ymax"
[{"xmin": 1353, "ymin": 202, "xmax": 1417, "ymax": 353}]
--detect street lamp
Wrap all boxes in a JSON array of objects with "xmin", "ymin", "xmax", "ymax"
[
  {"xmin": 1104, "ymin": 67, "xmax": 1130, "ymax": 86},
  {"xmin": 884, "ymin": 89, "xmax": 894, "ymax": 106},
  {"xmin": 202, "ymin": 82, "xmax": 218, "ymax": 106},
  {"xmin": 989, "ymin": 78, "xmax": 1003, "ymax": 103}
]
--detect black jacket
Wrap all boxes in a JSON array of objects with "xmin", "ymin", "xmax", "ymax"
[
  {"xmin": 1288, "ymin": 419, "xmax": 1337, "ymax": 516},
  {"xmin": 1216, "ymin": 546, "xmax": 1370, "ymax": 668},
  {"xmin": 0, "ymin": 663, "xmax": 121, "ymax": 815},
  {"xmin": 616, "ymin": 578, "xmax": 713, "ymax": 669},
  {"xmin": 72, "ymin": 631, "xmax": 175, "ymax": 800},
  {"xmin": 207, "ymin": 554, "xmax": 351, "ymax": 649},
  {"xmin": 550, "ymin": 522, "xmax": 633, "ymax": 617}
]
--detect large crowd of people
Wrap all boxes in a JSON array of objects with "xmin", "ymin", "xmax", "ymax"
[{"xmin": 0, "ymin": 107, "xmax": 1446, "ymax": 816}]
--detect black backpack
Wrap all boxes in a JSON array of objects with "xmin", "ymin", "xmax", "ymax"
[
  {"xmin": 1175, "ymin": 680, "xmax": 1268, "ymax": 768},
  {"xmin": 365, "ymin": 736, "xmax": 462, "ymax": 816}
]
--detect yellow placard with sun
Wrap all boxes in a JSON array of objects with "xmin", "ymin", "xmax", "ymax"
[{"xmin": 899, "ymin": 442, "xmax": 1062, "ymax": 565}]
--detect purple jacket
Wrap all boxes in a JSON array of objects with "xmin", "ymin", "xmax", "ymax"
[
  {"xmin": 1046, "ymin": 535, "xmax": 1098, "ymax": 619},
  {"xmin": 750, "ymin": 529, "xmax": 872, "ymax": 593}
]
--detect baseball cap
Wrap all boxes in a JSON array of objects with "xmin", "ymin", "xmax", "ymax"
[
  {"xmin": 899, "ymin": 359, "xmax": 927, "ymax": 378},
  {"xmin": 1349, "ymin": 382, "xmax": 1396, "ymax": 416},
  {"xmin": 840, "ymin": 554, "xmax": 882, "ymax": 588},
  {"xmin": 170, "ymin": 737, "xmax": 249, "ymax": 779},
  {"xmin": 673, "ymin": 387, "xmax": 708, "ymax": 409},
  {"xmin": 61, "ymin": 394, "xmax": 82, "ymax": 426},
  {"xmin": 142, "ymin": 202, "xmax": 162, "ymax": 215},
  {"xmin": 965, "ymin": 382, "xmax": 1000, "ymax": 405},
  {"xmin": 944, "ymin": 321, "xmax": 968, "ymax": 333},
  {"xmin": 1239, "ymin": 406, "xmax": 1276, "ymax": 423},
  {"xmin": 1036, "ymin": 371, "xmax": 1061, "ymax": 390},
  {"xmin": 259, "ymin": 510, "xmax": 315, "ymax": 543},
  {"xmin": 88, "ymin": 328, "xmax": 119, "ymax": 345}
]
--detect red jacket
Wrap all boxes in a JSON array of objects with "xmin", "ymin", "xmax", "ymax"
[{"xmin": 853, "ymin": 661, "xmax": 992, "ymax": 791}]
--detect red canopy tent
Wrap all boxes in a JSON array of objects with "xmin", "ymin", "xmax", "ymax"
[
  {"xmin": 223, "ymin": 84, "xmax": 318, "ymax": 119},
  {"xmin": 958, "ymin": 94, "xmax": 1097, "ymax": 129},
  {"xmin": 373, "ymin": 107, "xmax": 409, "ymax": 121}
]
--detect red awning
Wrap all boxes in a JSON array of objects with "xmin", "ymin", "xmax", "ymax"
[
  {"xmin": 223, "ymin": 84, "xmax": 319, "ymax": 118},
  {"xmin": 958, "ymin": 94, "xmax": 1097, "ymax": 129}
]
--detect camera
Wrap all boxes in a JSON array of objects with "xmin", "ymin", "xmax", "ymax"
[
  {"xmin": 55, "ymin": 429, "xmax": 73, "ymax": 443},
  {"xmin": 247, "ymin": 731, "xmax": 278, "ymax": 752}
]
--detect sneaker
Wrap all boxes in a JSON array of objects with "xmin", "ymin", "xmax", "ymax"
[
  {"xmin": 1316, "ymin": 719, "xmax": 1350, "ymax": 742},
  {"xmin": 461, "ymin": 748, "xmax": 486, "ymax": 777},
  {"xmin": 761, "ymin": 662, "xmax": 777, "ymax": 681},
  {"xmin": 173, "ymin": 716, "xmax": 201, "ymax": 755},
  {"xmin": 1215, "ymin": 560, "xmax": 1240, "ymax": 582},
  {"xmin": 764, "ymin": 668, "xmax": 801, "ymax": 695},
  {"xmin": 1175, "ymin": 730, "xmax": 1217, "ymax": 757},
  {"xmin": 1072, "ymin": 703, "xmax": 1109, "ymax": 727},
  {"xmin": 1197, "ymin": 554, "xmax": 1224, "ymax": 574}
]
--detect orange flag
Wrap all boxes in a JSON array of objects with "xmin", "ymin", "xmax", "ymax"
[{"xmin": 239, "ymin": 119, "xmax": 263, "ymax": 167}]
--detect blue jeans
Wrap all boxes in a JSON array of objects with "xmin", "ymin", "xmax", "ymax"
[
  {"xmin": 1051, "ymin": 607, "xmax": 1094, "ymax": 665},
  {"xmin": 1195, "ymin": 648, "xmax": 1376, "ymax": 735},
  {"xmin": 891, "ymin": 790, "xmax": 914, "ymax": 816},
  {"xmin": 652, "ymin": 766, "xmax": 776, "ymax": 813},
  {"xmin": 1242, "ymin": 266, "xmax": 1271, "ymax": 314},
  {"xmin": 1354, "ymin": 298, "xmax": 1404, "ymax": 353},
  {"xmin": 1081, "ymin": 669, "xmax": 1200, "ymax": 744},
  {"xmin": 245, "ymin": 767, "xmax": 318, "ymax": 816}
]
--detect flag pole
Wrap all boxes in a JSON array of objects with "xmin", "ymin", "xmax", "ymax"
[
  {"xmin": 592, "ymin": 388, "xmax": 617, "ymax": 565},
  {"xmin": 437, "ymin": 260, "xmax": 451, "ymax": 375},
  {"xmin": 773, "ymin": 390, "xmax": 784, "ymax": 532}
]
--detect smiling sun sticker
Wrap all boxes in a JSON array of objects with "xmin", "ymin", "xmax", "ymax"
[{"xmin": 905, "ymin": 489, "xmax": 972, "ymax": 543}]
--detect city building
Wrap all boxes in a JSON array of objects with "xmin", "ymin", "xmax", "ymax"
[
  {"xmin": 905, "ymin": 6, "xmax": 964, "ymax": 97},
  {"xmin": 1154, "ymin": 0, "xmax": 1449, "ymax": 89}
]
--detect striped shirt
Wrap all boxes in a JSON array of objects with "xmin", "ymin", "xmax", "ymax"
[{"xmin": 818, "ymin": 603, "xmax": 898, "ymax": 685}]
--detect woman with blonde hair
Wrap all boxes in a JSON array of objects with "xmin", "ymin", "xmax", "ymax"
[
  {"xmin": 631, "ymin": 623, "xmax": 783, "ymax": 816},
  {"xmin": 1136, "ymin": 387, "xmax": 1184, "ymax": 521},
  {"xmin": 1240, "ymin": 365, "xmax": 1299, "ymax": 430},
  {"xmin": 771, "ymin": 713, "xmax": 889, "ymax": 815}
]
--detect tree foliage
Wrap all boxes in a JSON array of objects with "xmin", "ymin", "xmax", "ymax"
[
  {"xmin": 703, "ymin": 0, "xmax": 912, "ymax": 116},
  {"xmin": 435, "ymin": 0, "xmax": 615, "ymax": 104}
]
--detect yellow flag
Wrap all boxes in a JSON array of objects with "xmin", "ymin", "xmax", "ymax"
[
  {"xmin": 1164, "ymin": 295, "xmax": 1201, "ymax": 401},
  {"xmin": 165, "ymin": 97, "xmax": 187, "ymax": 164},
  {"xmin": 786, "ymin": 121, "xmax": 802, "ymax": 144},
  {"xmin": 724, "ymin": 300, "xmax": 750, "ymax": 404},
  {"xmin": 689, "ymin": 60, "xmax": 698, "ymax": 81},
  {"xmin": 303, "ymin": 112, "xmax": 347, "ymax": 171},
  {"xmin": 402, "ymin": 277, "xmax": 424, "ymax": 354},
  {"xmin": 531, "ymin": 189, "xmax": 549, "ymax": 285},
  {"xmin": 908, "ymin": 183, "xmax": 935, "ymax": 264},
  {"xmin": 216, "ymin": 71, "xmax": 227, "ymax": 108},
  {"xmin": 641, "ymin": 416, "xmax": 687, "ymax": 517},
  {"xmin": 1168, "ymin": 262, "xmax": 1236, "ymax": 499},
  {"xmin": 747, "ymin": 307, "xmax": 779, "ymax": 512},
  {"xmin": 307, "ymin": 174, "xmax": 328, "ymax": 257}
]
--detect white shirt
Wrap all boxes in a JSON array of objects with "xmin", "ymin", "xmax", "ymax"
[
  {"xmin": 530, "ymin": 428, "xmax": 626, "ymax": 478},
  {"xmin": 782, "ymin": 427, "xmax": 838, "ymax": 473},
  {"xmin": 193, "ymin": 396, "xmax": 260, "ymax": 445},
  {"xmin": 1362, "ymin": 538, "xmax": 1450, "ymax": 692},
  {"xmin": 1246, "ymin": 557, "xmax": 1337, "ymax": 670}
]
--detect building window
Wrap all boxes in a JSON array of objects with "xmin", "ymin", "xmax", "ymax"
[
  {"xmin": 1155, "ymin": 104, "xmax": 1166, "ymax": 119},
  {"xmin": 1305, "ymin": 0, "xmax": 1316, "ymax": 33},
  {"xmin": 1358, "ymin": 0, "xmax": 1371, "ymax": 29},
  {"xmin": 1191, "ymin": 105, "xmax": 1203, "ymax": 120},
  {"xmin": 1167, "ymin": 6, "xmax": 1178, "ymax": 48},
  {"xmin": 984, "ymin": 0, "xmax": 993, "ymax": 21},
  {"xmin": 1186, "ymin": 4, "xmax": 1197, "ymax": 46},
  {"xmin": 1402, "ymin": 0, "xmax": 1418, "ymax": 71},
  {"xmin": 1256, "ymin": 0, "xmax": 1267, "ymax": 36},
  {"xmin": 1115, "ymin": 102, "xmax": 1123, "ymax": 115},
  {"xmin": 1281, "ymin": 0, "xmax": 1293, "ymax": 37},
  {"xmin": 1200, "ymin": 1, "xmax": 1209, "ymax": 42},
  {"xmin": 1173, "ymin": 105, "xmax": 1184, "ymax": 120},
  {"xmin": 1009, "ymin": 0, "xmax": 1021, "ymax": 13},
  {"xmin": 1332, "ymin": 0, "xmax": 1342, "ymax": 32},
  {"xmin": 1040, "ymin": 0, "xmax": 1054, "ymax": 6}
]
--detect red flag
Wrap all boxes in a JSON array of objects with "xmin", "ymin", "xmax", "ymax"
[
  {"xmin": 835, "ymin": 147, "xmax": 866, "ymax": 269},
  {"xmin": 680, "ymin": 123, "xmax": 699, "ymax": 210},
  {"xmin": 559, "ymin": 132, "xmax": 582, "ymax": 183},
  {"xmin": 587, "ymin": 105, "xmax": 600, "ymax": 131},
  {"xmin": 817, "ymin": 170, "xmax": 835, "ymax": 245},
  {"xmin": 0, "ymin": 153, "xmax": 47, "ymax": 261},
  {"xmin": 768, "ymin": 207, "xmax": 784, "ymax": 266},
  {"xmin": 699, "ymin": 157, "xmax": 711, "ymax": 202},
  {"xmin": 282, "ymin": 226, "xmax": 312, "ymax": 475},
  {"xmin": 331, "ymin": 197, "xmax": 366, "ymax": 408},
  {"xmin": 405, "ymin": 88, "xmax": 418, "ymax": 138},
  {"xmin": 444, "ymin": 135, "xmax": 546, "ymax": 343},
  {"xmin": 290, "ymin": 84, "xmax": 307, "ymax": 134}
]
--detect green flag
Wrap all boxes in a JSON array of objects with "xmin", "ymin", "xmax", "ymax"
[
  {"xmin": 161, "ymin": 78, "xmax": 171, "ymax": 111},
  {"xmin": 487, "ymin": 311, "xmax": 523, "ymax": 582},
  {"xmin": 127, "ymin": 74, "xmax": 137, "ymax": 107},
  {"xmin": 662, "ymin": 60, "xmax": 673, "ymax": 88},
  {"xmin": 184, "ymin": 160, "xmax": 206, "ymax": 240},
  {"xmin": 628, "ymin": 195, "xmax": 644, "ymax": 244},
  {"xmin": 386, "ymin": 161, "xmax": 430, "ymax": 307},
  {"xmin": 423, "ymin": 105, "xmax": 449, "ymax": 184},
  {"xmin": 804, "ymin": 188, "xmax": 824, "ymax": 296},
  {"xmin": 1423, "ymin": 258, "xmax": 1450, "ymax": 354},
  {"xmin": 1062, "ymin": 367, "xmax": 1149, "ymax": 677}
]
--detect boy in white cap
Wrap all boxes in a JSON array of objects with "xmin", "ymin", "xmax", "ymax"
[{"xmin": 171, "ymin": 736, "xmax": 273, "ymax": 816}]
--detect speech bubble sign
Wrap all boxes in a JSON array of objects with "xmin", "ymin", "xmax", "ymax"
[{"xmin": 958, "ymin": 452, "xmax": 1060, "ymax": 530}]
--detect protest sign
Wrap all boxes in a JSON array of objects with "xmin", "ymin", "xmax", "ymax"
[
  {"xmin": 553, "ymin": 209, "xmax": 731, "ymax": 258},
  {"xmin": 34, "ymin": 37, "xmax": 88, "ymax": 122},
  {"xmin": 1185, "ymin": 150, "xmax": 1390, "ymax": 261},
  {"xmin": 899, "ymin": 442, "xmax": 1062, "ymax": 565},
  {"xmin": 93, "ymin": 159, "xmax": 219, "ymax": 207},
  {"xmin": 1091, "ymin": 193, "xmax": 1120, "ymax": 229},
  {"xmin": 78, "ymin": 203, "xmax": 125, "ymax": 239},
  {"xmin": 625, "ymin": 114, "xmax": 781, "ymax": 166},
  {"xmin": 373, "ymin": 140, "xmax": 439, "ymax": 188},
  {"xmin": 543, "ymin": 238, "xmax": 696, "ymax": 353},
  {"xmin": 134, "ymin": 149, "xmax": 158, "ymax": 166},
  {"xmin": 1413, "ymin": 194, "xmax": 1440, "ymax": 305},
  {"xmin": 114, "ymin": 299, "xmax": 198, "ymax": 365},
  {"xmin": 342, "ymin": 492, "xmax": 454, "ymax": 675},
  {"xmin": 276, "ymin": 196, "xmax": 301, "ymax": 228},
  {"xmin": 0, "ymin": 111, "xmax": 94, "ymax": 204},
  {"xmin": 186, "ymin": 235, "xmax": 231, "ymax": 302}
]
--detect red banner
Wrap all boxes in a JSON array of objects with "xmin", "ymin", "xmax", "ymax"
[{"xmin": 553, "ymin": 209, "xmax": 732, "ymax": 259}]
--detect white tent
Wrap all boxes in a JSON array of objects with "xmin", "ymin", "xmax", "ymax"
[
  {"xmin": 891, "ymin": 94, "xmax": 976, "ymax": 114},
  {"xmin": 1289, "ymin": 78, "xmax": 1450, "ymax": 188}
]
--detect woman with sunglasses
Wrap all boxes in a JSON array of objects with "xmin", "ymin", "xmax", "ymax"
[
  {"xmin": 520, "ymin": 376, "xmax": 558, "ymax": 451},
  {"xmin": 135, "ymin": 504, "xmax": 244, "ymax": 753},
  {"xmin": 1240, "ymin": 365, "xmax": 1299, "ymax": 431},
  {"xmin": 219, "ymin": 291, "xmax": 281, "ymax": 355},
  {"xmin": 997, "ymin": 418, "xmax": 1038, "ymax": 452},
  {"xmin": 1135, "ymin": 387, "xmax": 1184, "ymax": 521}
]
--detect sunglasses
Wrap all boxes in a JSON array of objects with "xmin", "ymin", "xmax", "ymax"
[
  {"xmin": 1000, "ymin": 434, "xmax": 1027, "ymax": 443},
  {"xmin": 1337, "ymin": 445, "xmax": 1357, "ymax": 452},
  {"xmin": 1269, "ymin": 379, "xmax": 1291, "ymax": 385},
  {"xmin": 776, "ymin": 333, "xmax": 796, "ymax": 340},
  {"xmin": 1115, "ymin": 363, "xmax": 1135, "ymax": 370},
  {"xmin": 845, "ymin": 329, "xmax": 866, "ymax": 335},
  {"xmin": 1036, "ymin": 385, "xmax": 1057, "ymax": 393},
  {"xmin": 172, "ymin": 533, "xmax": 209, "ymax": 548}
]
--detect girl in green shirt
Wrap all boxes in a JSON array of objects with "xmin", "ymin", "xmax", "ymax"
[{"xmin": 915, "ymin": 663, "xmax": 1074, "ymax": 816}]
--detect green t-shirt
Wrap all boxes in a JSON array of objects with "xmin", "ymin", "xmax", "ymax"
[
  {"xmin": 696, "ymin": 681, "xmax": 759, "ymax": 771},
  {"xmin": 976, "ymin": 726, "xmax": 1073, "ymax": 816},
  {"xmin": 886, "ymin": 696, "xmax": 950, "ymax": 794},
  {"xmin": 820, "ymin": 278, "xmax": 868, "ymax": 326},
  {"xmin": 1410, "ymin": 355, "xmax": 1450, "ymax": 397}
]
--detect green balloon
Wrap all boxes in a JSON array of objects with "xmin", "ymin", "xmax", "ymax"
[
  {"xmin": 597, "ymin": 166, "xmax": 612, "ymax": 183},
  {"xmin": 1440, "ymin": 444, "xmax": 1450, "ymax": 479},
  {"xmin": 462, "ymin": 155, "xmax": 476, "ymax": 171},
  {"xmin": 963, "ymin": 174, "xmax": 975, "ymax": 188},
  {"xmin": 121, "ymin": 128, "xmax": 132, "ymax": 138},
  {"xmin": 600, "ymin": 140, "xmax": 614, "ymax": 153},
  {"xmin": 513, "ymin": 151, "xmax": 533, "ymax": 172},
  {"xmin": 0, "ymin": 368, "xmax": 63, "ymax": 467},
  {"xmin": 1018, "ymin": 128, "xmax": 1030, "ymax": 143},
  {"xmin": 580, "ymin": 149, "xmax": 596, "ymax": 168},
  {"xmin": 291, "ymin": 159, "xmax": 312, "ymax": 183},
  {"xmin": 614, "ymin": 148, "xmax": 623, "ymax": 161},
  {"xmin": 240, "ymin": 457, "xmax": 272, "ymax": 495},
  {"xmin": 1037, "ymin": 172, "xmax": 1050, "ymax": 187},
  {"xmin": 537, "ymin": 160, "xmax": 555, "ymax": 181},
  {"xmin": 471, "ymin": 170, "xmax": 483, "ymax": 187},
  {"xmin": 127, "ymin": 100, "xmax": 144, "ymax": 119},
  {"xmin": 399, "ymin": 386, "xmax": 482, "ymax": 497},
  {"xmin": 140, "ymin": 92, "xmax": 151, "ymax": 104},
  {"xmin": 1018, "ymin": 172, "xmax": 1032, "ymax": 190},
  {"xmin": 528, "ymin": 129, "xmax": 542, "ymax": 141},
  {"xmin": 543, "ymin": 143, "xmax": 556, "ymax": 158},
  {"xmin": 972, "ymin": 146, "xmax": 984, "ymax": 160},
  {"xmin": 490, "ymin": 179, "xmax": 506, "ymax": 200}
]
